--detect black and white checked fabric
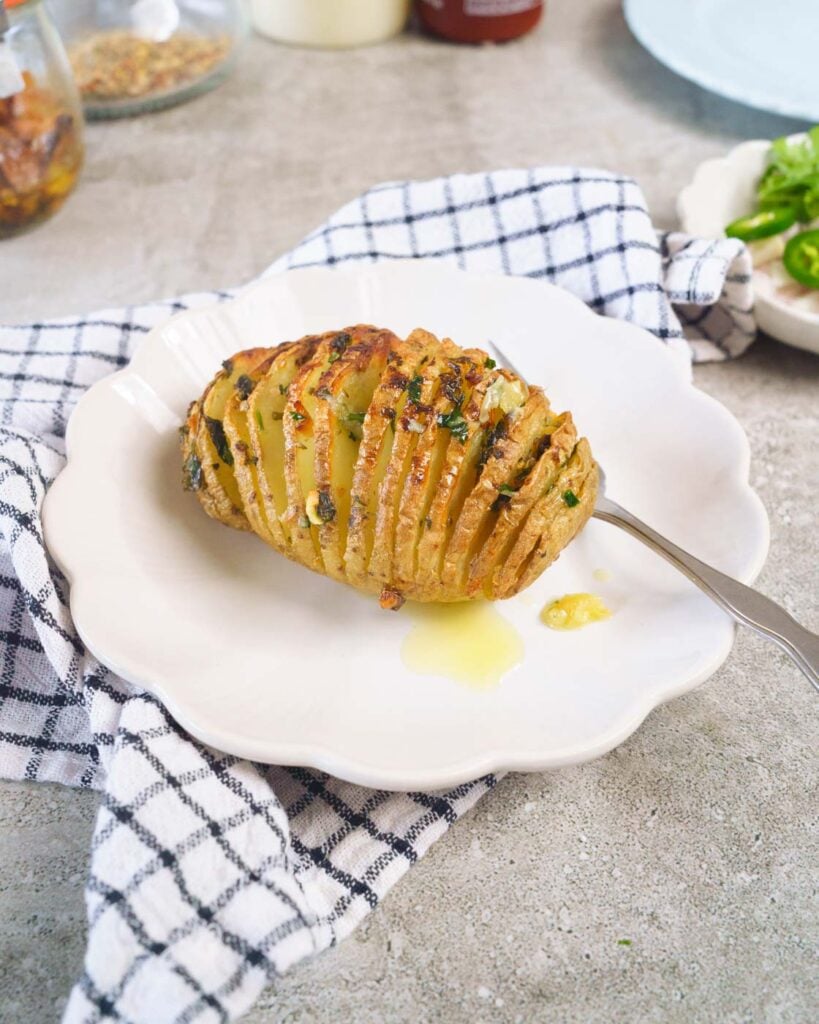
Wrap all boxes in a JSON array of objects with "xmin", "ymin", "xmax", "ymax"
[{"xmin": 0, "ymin": 167, "xmax": 753, "ymax": 1024}]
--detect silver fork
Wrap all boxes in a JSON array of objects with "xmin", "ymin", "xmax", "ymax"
[{"xmin": 485, "ymin": 340, "xmax": 819, "ymax": 691}]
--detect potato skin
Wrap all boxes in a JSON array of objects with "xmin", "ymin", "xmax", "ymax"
[{"xmin": 181, "ymin": 326, "xmax": 597, "ymax": 606}]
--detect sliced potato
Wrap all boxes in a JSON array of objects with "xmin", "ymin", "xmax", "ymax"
[
  {"xmin": 223, "ymin": 349, "xmax": 287, "ymax": 548},
  {"xmin": 392, "ymin": 345, "xmax": 489, "ymax": 594},
  {"xmin": 468, "ymin": 411, "xmax": 577, "ymax": 598},
  {"xmin": 440, "ymin": 388, "xmax": 552, "ymax": 593},
  {"xmin": 281, "ymin": 332, "xmax": 338, "ymax": 573},
  {"xmin": 246, "ymin": 340, "xmax": 311, "ymax": 555},
  {"xmin": 193, "ymin": 347, "xmax": 272, "ymax": 531},
  {"xmin": 343, "ymin": 331, "xmax": 431, "ymax": 589},
  {"xmin": 312, "ymin": 326, "xmax": 397, "ymax": 581},
  {"xmin": 512, "ymin": 440, "xmax": 598, "ymax": 595},
  {"xmin": 413, "ymin": 363, "xmax": 519, "ymax": 596},
  {"xmin": 182, "ymin": 326, "xmax": 597, "ymax": 607},
  {"xmin": 367, "ymin": 329, "xmax": 454, "ymax": 592}
]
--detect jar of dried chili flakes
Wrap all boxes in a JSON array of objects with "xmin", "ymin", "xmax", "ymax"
[{"xmin": 0, "ymin": 0, "xmax": 84, "ymax": 238}]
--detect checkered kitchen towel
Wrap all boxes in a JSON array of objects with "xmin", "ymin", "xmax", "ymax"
[{"xmin": 0, "ymin": 168, "xmax": 753, "ymax": 1023}]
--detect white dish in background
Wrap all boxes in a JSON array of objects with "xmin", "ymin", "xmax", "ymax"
[
  {"xmin": 43, "ymin": 262, "xmax": 769, "ymax": 791},
  {"xmin": 678, "ymin": 137, "xmax": 819, "ymax": 356},
  {"xmin": 624, "ymin": 0, "xmax": 819, "ymax": 122}
]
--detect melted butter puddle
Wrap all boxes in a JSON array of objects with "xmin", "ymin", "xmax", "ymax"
[{"xmin": 401, "ymin": 601, "xmax": 524, "ymax": 691}]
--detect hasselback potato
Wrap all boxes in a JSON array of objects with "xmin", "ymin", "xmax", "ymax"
[{"xmin": 180, "ymin": 325, "xmax": 597, "ymax": 609}]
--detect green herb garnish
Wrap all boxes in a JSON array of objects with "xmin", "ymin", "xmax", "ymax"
[
  {"xmin": 407, "ymin": 374, "xmax": 424, "ymax": 403},
  {"xmin": 182, "ymin": 453, "xmax": 203, "ymax": 491},
  {"xmin": 437, "ymin": 404, "xmax": 469, "ymax": 443},
  {"xmin": 204, "ymin": 416, "xmax": 233, "ymax": 466},
  {"xmin": 757, "ymin": 127, "xmax": 819, "ymax": 222},
  {"xmin": 562, "ymin": 489, "xmax": 580, "ymax": 508},
  {"xmin": 617, "ymin": 939, "xmax": 632, "ymax": 947},
  {"xmin": 484, "ymin": 357, "xmax": 496, "ymax": 370},
  {"xmin": 317, "ymin": 490, "xmax": 336, "ymax": 523},
  {"xmin": 328, "ymin": 352, "xmax": 341, "ymax": 364},
  {"xmin": 498, "ymin": 483, "xmax": 516, "ymax": 495},
  {"xmin": 346, "ymin": 411, "xmax": 366, "ymax": 424},
  {"xmin": 255, "ymin": 410, "xmax": 264, "ymax": 432},
  {"xmin": 291, "ymin": 410, "xmax": 306, "ymax": 422},
  {"xmin": 234, "ymin": 374, "xmax": 255, "ymax": 399}
]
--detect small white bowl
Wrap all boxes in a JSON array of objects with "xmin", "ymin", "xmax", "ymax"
[{"xmin": 678, "ymin": 137, "xmax": 819, "ymax": 356}]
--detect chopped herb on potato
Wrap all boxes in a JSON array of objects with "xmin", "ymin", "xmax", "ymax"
[{"xmin": 204, "ymin": 415, "xmax": 233, "ymax": 465}]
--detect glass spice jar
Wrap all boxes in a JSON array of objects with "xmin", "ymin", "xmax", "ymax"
[
  {"xmin": 51, "ymin": 0, "xmax": 247, "ymax": 119},
  {"xmin": 416, "ymin": 0, "xmax": 544, "ymax": 44},
  {"xmin": 0, "ymin": 0, "xmax": 84, "ymax": 239}
]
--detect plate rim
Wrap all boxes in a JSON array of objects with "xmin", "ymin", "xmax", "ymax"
[
  {"xmin": 623, "ymin": 0, "xmax": 819, "ymax": 122},
  {"xmin": 44, "ymin": 261, "xmax": 770, "ymax": 790}
]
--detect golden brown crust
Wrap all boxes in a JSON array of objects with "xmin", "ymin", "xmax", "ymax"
[
  {"xmin": 468, "ymin": 412, "xmax": 577, "ymax": 598},
  {"xmin": 367, "ymin": 329, "xmax": 444, "ymax": 591},
  {"xmin": 440, "ymin": 388, "xmax": 551, "ymax": 593},
  {"xmin": 509, "ymin": 440, "xmax": 598, "ymax": 596},
  {"xmin": 193, "ymin": 347, "xmax": 272, "ymax": 531},
  {"xmin": 246, "ymin": 340, "xmax": 310, "ymax": 556},
  {"xmin": 391, "ymin": 340, "xmax": 489, "ymax": 593},
  {"xmin": 181, "ymin": 326, "xmax": 596, "ymax": 605},
  {"xmin": 281, "ymin": 333, "xmax": 337, "ymax": 574},
  {"xmin": 312, "ymin": 326, "xmax": 398, "ymax": 581},
  {"xmin": 344, "ymin": 331, "xmax": 432, "ymax": 590}
]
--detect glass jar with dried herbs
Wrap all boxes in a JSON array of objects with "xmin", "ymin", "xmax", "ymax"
[
  {"xmin": 0, "ymin": 0, "xmax": 84, "ymax": 239},
  {"xmin": 52, "ymin": 0, "xmax": 247, "ymax": 119}
]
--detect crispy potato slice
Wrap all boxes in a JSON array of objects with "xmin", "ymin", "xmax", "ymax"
[
  {"xmin": 367, "ymin": 330, "xmax": 454, "ymax": 592},
  {"xmin": 508, "ymin": 441, "xmax": 598, "ymax": 596},
  {"xmin": 412, "ymin": 363, "xmax": 514, "ymax": 596},
  {"xmin": 195, "ymin": 347, "xmax": 272, "ymax": 531},
  {"xmin": 223, "ymin": 348, "xmax": 287, "ymax": 548},
  {"xmin": 468, "ymin": 411, "xmax": 577, "ymax": 598},
  {"xmin": 312, "ymin": 326, "xmax": 397, "ymax": 581},
  {"xmin": 247, "ymin": 340, "xmax": 314, "ymax": 555},
  {"xmin": 343, "ymin": 332, "xmax": 432, "ymax": 590},
  {"xmin": 281, "ymin": 332, "xmax": 338, "ymax": 573},
  {"xmin": 392, "ymin": 345, "xmax": 488, "ymax": 594},
  {"xmin": 440, "ymin": 388, "xmax": 551, "ymax": 593},
  {"xmin": 180, "ymin": 398, "xmax": 228, "ymax": 525}
]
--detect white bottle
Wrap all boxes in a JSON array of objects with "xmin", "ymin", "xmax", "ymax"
[{"xmin": 250, "ymin": 0, "xmax": 411, "ymax": 49}]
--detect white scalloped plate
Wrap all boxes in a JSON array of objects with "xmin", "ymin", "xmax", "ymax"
[
  {"xmin": 624, "ymin": 0, "xmax": 819, "ymax": 122},
  {"xmin": 43, "ymin": 262, "xmax": 768, "ymax": 790}
]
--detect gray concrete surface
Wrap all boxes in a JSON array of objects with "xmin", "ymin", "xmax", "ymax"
[{"xmin": 1, "ymin": 1, "xmax": 817, "ymax": 1021}]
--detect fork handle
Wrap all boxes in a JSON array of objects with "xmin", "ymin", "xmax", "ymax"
[{"xmin": 593, "ymin": 496, "xmax": 819, "ymax": 692}]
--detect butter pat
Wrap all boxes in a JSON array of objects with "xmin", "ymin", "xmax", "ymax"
[
  {"xmin": 479, "ymin": 374, "xmax": 528, "ymax": 424},
  {"xmin": 541, "ymin": 593, "xmax": 611, "ymax": 631}
]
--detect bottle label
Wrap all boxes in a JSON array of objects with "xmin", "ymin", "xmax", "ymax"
[{"xmin": 464, "ymin": 0, "xmax": 540, "ymax": 14}]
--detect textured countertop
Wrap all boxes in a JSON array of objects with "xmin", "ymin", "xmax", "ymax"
[{"xmin": 1, "ymin": 2, "xmax": 817, "ymax": 1022}]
